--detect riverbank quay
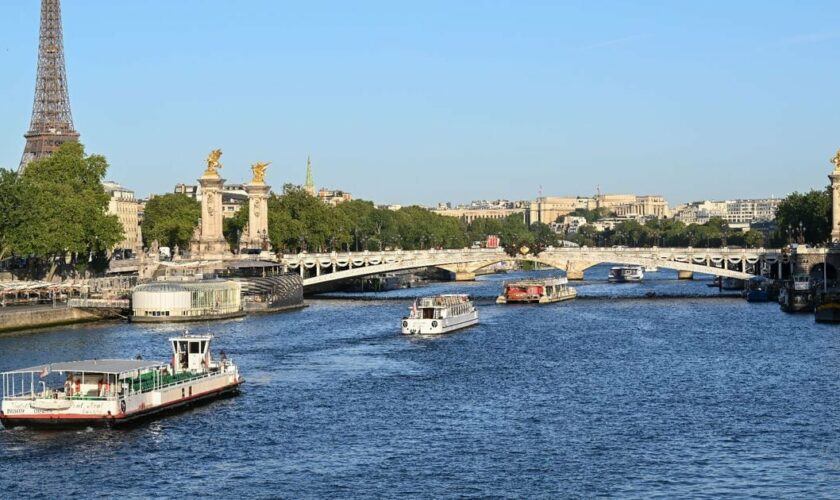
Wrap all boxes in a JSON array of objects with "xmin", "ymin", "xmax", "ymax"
[{"xmin": 0, "ymin": 304, "xmax": 120, "ymax": 334}]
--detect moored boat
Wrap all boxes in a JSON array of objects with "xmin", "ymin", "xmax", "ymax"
[
  {"xmin": 779, "ymin": 275, "xmax": 814, "ymax": 313},
  {"xmin": 745, "ymin": 276, "xmax": 772, "ymax": 302},
  {"xmin": 402, "ymin": 294, "xmax": 478, "ymax": 335},
  {"xmin": 496, "ymin": 277, "xmax": 576, "ymax": 304},
  {"xmin": 815, "ymin": 287, "xmax": 840, "ymax": 323},
  {"xmin": 608, "ymin": 265, "xmax": 644, "ymax": 283},
  {"xmin": 0, "ymin": 334, "xmax": 242, "ymax": 429},
  {"xmin": 720, "ymin": 277, "xmax": 745, "ymax": 291}
]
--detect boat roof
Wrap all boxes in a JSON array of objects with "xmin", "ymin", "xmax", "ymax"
[
  {"xmin": 3, "ymin": 359, "xmax": 165, "ymax": 375},
  {"xmin": 505, "ymin": 277, "xmax": 567, "ymax": 286}
]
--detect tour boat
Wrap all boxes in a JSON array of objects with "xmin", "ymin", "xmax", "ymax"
[
  {"xmin": 496, "ymin": 277, "xmax": 576, "ymax": 304},
  {"xmin": 401, "ymin": 294, "xmax": 478, "ymax": 335},
  {"xmin": 779, "ymin": 275, "xmax": 814, "ymax": 313},
  {"xmin": 0, "ymin": 334, "xmax": 242, "ymax": 429},
  {"xmin": 608, "ymin": 265, "xmax": 644, "ymax": 283}
]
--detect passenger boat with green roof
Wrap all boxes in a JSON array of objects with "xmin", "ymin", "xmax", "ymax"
[{"xmin": 0, "ymin": 334, "xmax": 242, "ymax": 429}]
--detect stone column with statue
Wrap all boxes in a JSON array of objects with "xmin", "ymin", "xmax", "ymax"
[
  {"xmin": 831, "ymin": 149, "xmax": 840, "ymax": 242},
  {"xmin": 190, "ymin": 149, "xmax": 233, "ymax": 259},
  {"xmin": 242, "ymin": 161, "xmax": 272, "ymax": 252}
]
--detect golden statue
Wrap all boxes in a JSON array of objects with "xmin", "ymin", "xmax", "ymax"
[
  {"xmin": 251, "ymin": 161, "xmax": 271, "ymax": 184},
  {"xmin": 832, "ymin": 148, "xmax": 840, "ymax": 171},
  {"xmin": 204, "ymin": 149, "xmax": 223, "ymax": 177}
]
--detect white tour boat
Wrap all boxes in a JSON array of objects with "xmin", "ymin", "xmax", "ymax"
[
  {"xmin": 402, "ymin": 294, "xmax": 479, "ymax": 335},
  {"xmin": 608, "ymin": 265, "xmax": 645, "ymax": 283},
  {"xmin": 0, "ymin": 334, "xmax": 242, "ymax": 429}
]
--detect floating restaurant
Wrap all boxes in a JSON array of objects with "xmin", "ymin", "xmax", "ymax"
[{"xmin": 131, "ymin": 280, "xmax": 244, "ymax": 322}]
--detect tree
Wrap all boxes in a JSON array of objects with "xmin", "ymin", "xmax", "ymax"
[
  {"xmin": 142, "ymin": 193, "xmax": 200, "ymax": 250},
  {"xmin": 773, "ymin": 189, "xmax": 831, "ymax": 245},
  {"xmin": 529, "ymin": 222, "xmax": 558, "ymax": 252},
  {"xmin": 0, "ymin": 169, "xmax": 22, "ymax": 261},
  {"xmin": 267, "ymin": 186, "xmax": 341, "ymax": 252},
  {"xmin": 11, "ymin": 142, "xmax": 123, "ymax": 279},
  {"xmin": 223, "ymin": 205, "xmax": 249, "ymax": 251}
]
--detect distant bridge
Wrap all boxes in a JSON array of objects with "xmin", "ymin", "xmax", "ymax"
[{"xmin": 279, "ymin": 247, "xmax": 786, "ymax": 289}]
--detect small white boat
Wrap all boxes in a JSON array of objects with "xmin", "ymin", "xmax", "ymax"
[
  {"xmin": 402, "ymin": 294, "xmax": 478, "ymax": 335},
  {"xmin": 608, "ymin": 265, "xmax": 644, "ymax": 283},
  {"xmin": 644, "ymin": 265, "xmax": 659, "ymax": 273},
  {"xmin": 0, "ymin": 334, "xmax": 242, "ymax": 429}
]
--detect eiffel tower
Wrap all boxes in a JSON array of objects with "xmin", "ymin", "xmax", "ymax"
[{"xmin": 18, "ymin": 0, "xmax": 79, "ymax": 173}]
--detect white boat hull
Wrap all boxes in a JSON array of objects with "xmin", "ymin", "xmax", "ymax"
[{"xmin": 401, "ymin": 311, "xmax": 479, "ymax": 335}]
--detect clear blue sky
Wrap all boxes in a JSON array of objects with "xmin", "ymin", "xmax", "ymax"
[{"xmin": 1, "ymin": 1, "xmax": 839, "ymax": 205}]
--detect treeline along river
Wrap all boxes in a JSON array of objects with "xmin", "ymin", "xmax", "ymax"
[{"xmin": 1, "ymin": 265, "xmax": 840, "ymax": 497}]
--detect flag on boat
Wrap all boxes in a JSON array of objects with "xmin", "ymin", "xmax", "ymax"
[
  {"xmin": 411, "ymin": 301, "xmax": 417, "ymax": 316},
  {"xmin": 39, "ymin": 366, "xmax": 50, "ymax": 379}
]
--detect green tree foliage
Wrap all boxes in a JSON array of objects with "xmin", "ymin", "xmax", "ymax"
[
  {"xmin": 10, "ymin": 142, "xmax": 123, "ymax": 278},
  {"xmin": 567, "ymin": 216, "xmax": 767, "ymax": 249},
  {"xmin": 772, "ymin": 189, "xmax": 831, "ymax": 245},
  {"xmin": 142, "ymin": 193, "xmax": 200, "ymax": 250},
  {"xmin": 223, "ymin": 205, "xmax": 249, "ymax": 250},
  {"xmin": 268, "ymin": 185, "xmax": 341, "ymax": 252},
  {"xmin": 0, "ymin": 168, "xmax": 22, "ymax": 261}
]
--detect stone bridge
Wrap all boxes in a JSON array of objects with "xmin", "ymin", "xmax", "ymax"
[{"xmin": 280, "ymin": 247, "xmax": 784, "ymax": 288}]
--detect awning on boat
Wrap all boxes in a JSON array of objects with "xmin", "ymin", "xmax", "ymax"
[{"xmin": 3, "ymin": 359, "xmax": 165, "ymax": 375}]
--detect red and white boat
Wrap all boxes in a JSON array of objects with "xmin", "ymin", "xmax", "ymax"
[
  {"xmin": 496, "ymin": 277, "xmax": 576, "ymax": 304},
  {"xmin": 0, "ymin": 334, "xmax": 242, "ymax": 429}
]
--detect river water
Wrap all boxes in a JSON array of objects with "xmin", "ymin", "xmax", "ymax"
[{"xmin": 2, "ymin": 266, "xmax": 840, "ymax": 498}]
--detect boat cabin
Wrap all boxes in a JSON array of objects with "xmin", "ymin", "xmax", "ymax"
[
  {"xmin": 171, "ymin": 334, "xmax": 216, "ymax": 375},
  {"xmin": 413, "ymin": 295, "xmax": 472, "ymax": 319}
]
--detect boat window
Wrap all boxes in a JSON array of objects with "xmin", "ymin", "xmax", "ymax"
[
  {"xmin": 190, "ymin": 342, "xmax": 200, "ymax": 354},
  {"xmin": 200, "ymin": 341, "xmax": 206, "ymax": 353},
  {"xmin": 179, "ymin": 341, "xmax": 188, "ymax": 353}
]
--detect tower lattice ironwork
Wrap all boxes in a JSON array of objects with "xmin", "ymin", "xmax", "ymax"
[{"xmin": 18, "ymin": 0, "xmax": 79, "ymax": 173}]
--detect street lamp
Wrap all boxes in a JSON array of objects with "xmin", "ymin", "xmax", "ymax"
[{"xmin": 795, "ymin": 221, "xmax": 806, "ymax": 244}]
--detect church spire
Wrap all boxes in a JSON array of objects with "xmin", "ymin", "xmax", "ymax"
[{"xmin": 304, "ymin": 154, "xmax": 315, "ymax": 195}]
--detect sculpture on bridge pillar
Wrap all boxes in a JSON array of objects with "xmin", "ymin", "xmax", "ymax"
[
  {"xmin": 242, "ymin": 161, "xmax": 272, "ymax": 252},
  {"xmin": 190, "ymin": 149, "xmax": 233, "ymax": 259},
  {"xmin": 830, "ymin": 149, "xmax": 840, "ymax": 242}
]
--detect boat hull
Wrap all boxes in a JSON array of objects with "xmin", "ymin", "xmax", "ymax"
[
  {"xmin": 0, "ymin": 381, "xmax": 242, "ymax": 430},
  {"xmin": 401, "ymin": 312, "xmax": 478, "ymax": 335},
  {"xmin": 815, "ymin": 303, "xmax": 840, "ymax": 323},
  {"xmin": 497, "ymin": 289, "xmax": 577, "ymax": 304},
  {"xmin": 608, "ymin": 276, "xmax": 643, "ymax": 283}
]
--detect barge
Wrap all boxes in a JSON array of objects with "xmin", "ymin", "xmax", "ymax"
[
  {"xmin": 0, "ymin": 334, "xmax": 242, "ymax": 429},
  {"xmin": 496, "ymin": 277, "xmax": 576, "ymax": 304}
]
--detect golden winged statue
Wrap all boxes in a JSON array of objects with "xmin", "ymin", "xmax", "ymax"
[
  {"xmin": 204, "ymin": 149, "xmax": 223, "ymax": 177},
  {"xmin": 251, "ymin": 161, "xmax": 271, "ymax": 184},
  {"xmin": 832, "ymin": 148, "xmax": 840, "ymax": 171}
]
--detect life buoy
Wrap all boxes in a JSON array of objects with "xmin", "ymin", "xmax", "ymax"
[
  {"xmin": 402, "ymin": 320, "xmax": 408, "ymax": 328},
  {"xmin": 431, "ymin": 320, "xmax": 438, "ymax": 328}
]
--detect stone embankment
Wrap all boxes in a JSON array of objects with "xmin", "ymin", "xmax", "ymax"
[{"xmin": 0, "ymin": 305, "xmax": 118, "ymax": 334}]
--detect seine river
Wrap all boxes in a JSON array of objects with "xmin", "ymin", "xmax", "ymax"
[{"xmin": 2, "ymin": 266, "xmax": 840, "ymax": 498}]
